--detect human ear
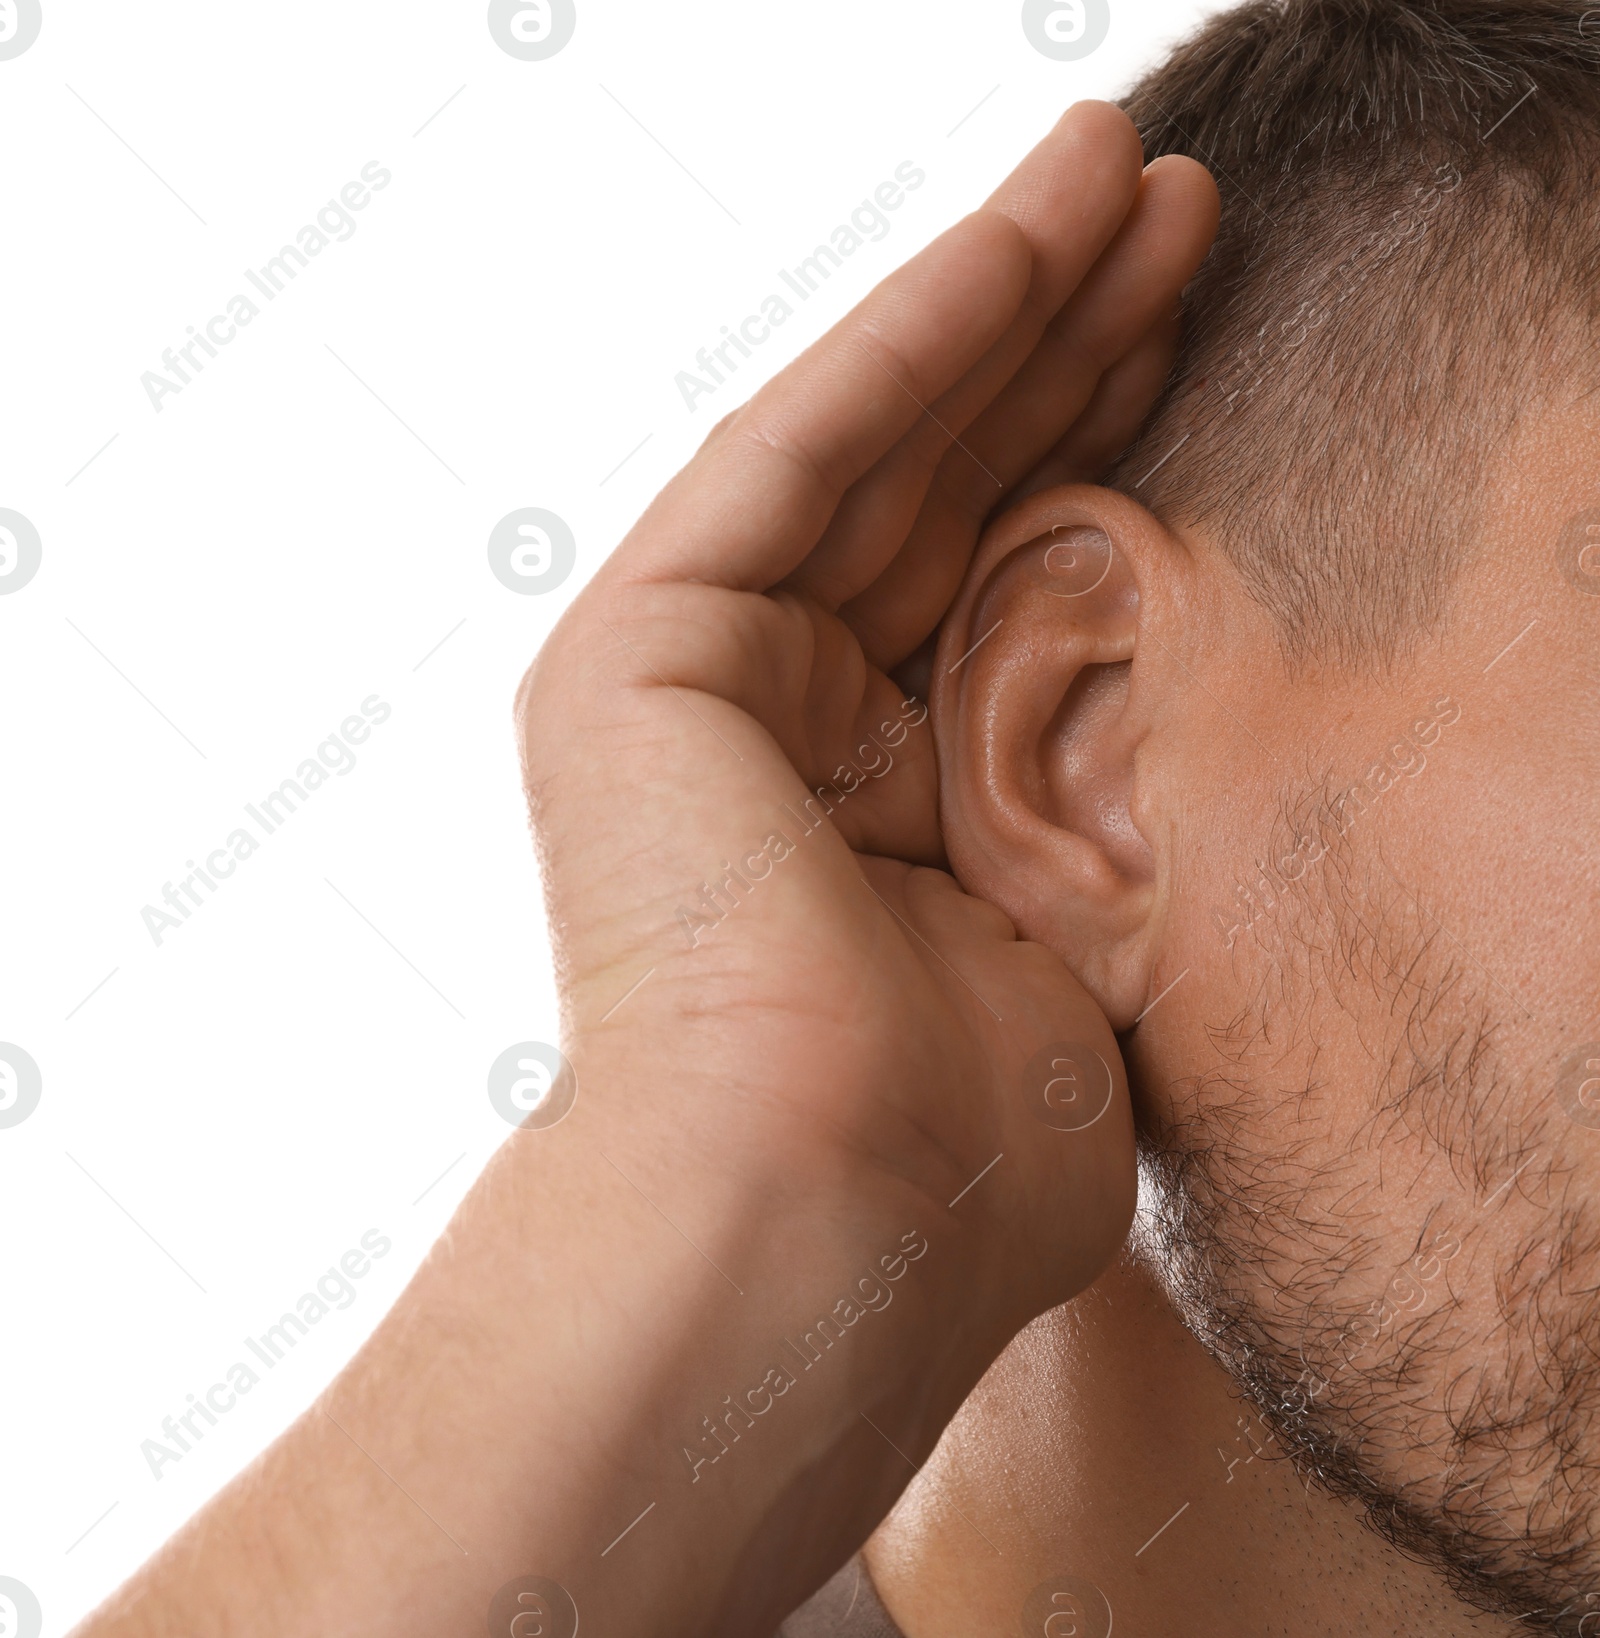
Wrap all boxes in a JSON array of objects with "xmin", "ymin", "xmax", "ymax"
[{"xmin": 931, "ymin": 484, "xmax": 1184, "ymax": 1027}]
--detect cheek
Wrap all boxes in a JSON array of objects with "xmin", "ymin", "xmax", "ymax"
[
  {"xmin": 1366, "ymin": 717, "xmax": 1600, "ymax": 1209},
  {"xmin": 1381, "ymin": 721, "xmax": 1600, "ymax": 1039},
  {"xmin": 1127, "ymin": 787, "xmax": 1452, "ymax": 1292},
  {"xmin": 1130, "ymin": 721, "xmax": 1590, "ymax": 1333}
]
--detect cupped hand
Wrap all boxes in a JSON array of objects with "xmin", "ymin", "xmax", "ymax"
[
  {"xmin": 70, "ymin": 101, "xmax": 1221, "ymax": 1638},
  {"xmin": 515, "ymin": 99, "xmax": 1218, "ymax": 1620}
]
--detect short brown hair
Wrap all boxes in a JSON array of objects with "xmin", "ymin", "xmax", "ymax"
[{"xmin": 1112, "ymin": 0, "xmax": 1600, "ymax": 666}]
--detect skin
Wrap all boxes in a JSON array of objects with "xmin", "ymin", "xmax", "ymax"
[
  {"xmin": 865, "ymin": 1261, "xmax": 1519, "ymax": 1636},
  {"xmin": 70, "ymin": 105, "xmax": 1222, "ymax": 1638},
  {"xmin": 71, "ymin": 89, "xmax": 1594, "ymax": 1636},
  {"xmin": 879, "ymin": 373, "xmax": 1600, "ymax": 1631}
]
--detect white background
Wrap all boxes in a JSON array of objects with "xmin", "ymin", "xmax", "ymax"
[{"xmin": 0, "ymin": 1, "xmax": 1223, "ymax": 1627}]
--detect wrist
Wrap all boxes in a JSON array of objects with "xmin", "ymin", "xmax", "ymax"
[
  {"xmin": 367, "ymin": 1085, "xmax": 1003, "ymax": 1635},
  {"xmin": 457, "ymin": 1085, "xmax": 1008, "ymax": 1633}
]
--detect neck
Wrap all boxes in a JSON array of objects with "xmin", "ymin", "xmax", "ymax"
[{"xmin": 864, "ymin": 1255, "xmax": 1513, "ymax": 1637}]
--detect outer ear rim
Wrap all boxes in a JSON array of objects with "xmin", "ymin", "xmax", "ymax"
[{"xmin": 934, "ymin": 484, "xmax": 1173, "ymax": 677}]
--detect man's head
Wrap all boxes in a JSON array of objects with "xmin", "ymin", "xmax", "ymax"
[
  {"xmin": 932, "ymin": 2, "xmax": 1600, "ymax": 1628},
  {"xmin": 1122, "ymin": 0, "xmax": 1600, "ymax": 668}
]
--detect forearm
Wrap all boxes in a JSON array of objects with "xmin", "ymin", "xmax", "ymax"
[{"xmin": 79, "ymin": 1062, "xmax": 992, "ymax": 1638}]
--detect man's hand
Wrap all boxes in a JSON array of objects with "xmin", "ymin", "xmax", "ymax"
[
  {"xmin": 74, "ymin": 102, "xmax": 1217, "ymax": 1638},
  {"xmin": 515, "ymin": 98, "xmax": 1219, "ymax": 1626}
]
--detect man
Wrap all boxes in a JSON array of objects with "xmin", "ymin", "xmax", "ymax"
[
  {"xmin": 72, "ymin": 3, "xmax": 1600, "ymax": 1636},
  {"xmin": 822, "ymin": 4, "xmax": 1600, "ymax": 1633}
]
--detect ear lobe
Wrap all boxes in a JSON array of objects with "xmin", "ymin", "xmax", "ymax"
[{"xmin": 933, "ymin": 485, "xmax": 1168, "ymax": 1026}]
